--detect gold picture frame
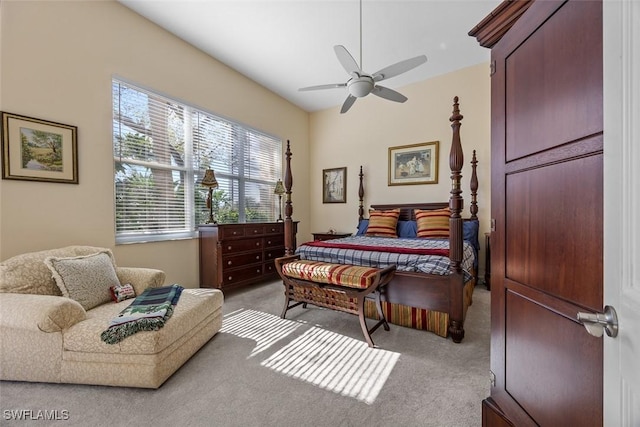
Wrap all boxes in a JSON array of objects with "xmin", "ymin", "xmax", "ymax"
[
  {"xmin": 1, "ymin": 112, "xmax": 78, "ymax": 184},
  {"xmin": 322, "ymin": 167, "xmax": 347, "ymax": 203},
  {"xmin": 388, "ymin": 141, "xmax": 439, "ymax": 186}
]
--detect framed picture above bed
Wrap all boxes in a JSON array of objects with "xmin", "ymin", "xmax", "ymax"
[
  {"xmin": 388, "ymin": 141, "xmax": 439, "ymax": 185},
  {"xmin": 322, "ymin": 167, "xmax": 346, "ymax": 203}
]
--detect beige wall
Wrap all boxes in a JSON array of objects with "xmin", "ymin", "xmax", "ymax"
[
  {"xmin": 0, "ymin": 0, "xmax": 311, "ymax": 287},
  {"xmin": 1, "ymin": 0, "xmax": 491, "ymax": 286},
  {"xmin": 308, "ymin": 63, "xmax": 491, "ymax": 274}
]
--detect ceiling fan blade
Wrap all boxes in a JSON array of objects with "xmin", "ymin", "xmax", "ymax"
[
  {"xmin": 372, "ymin": 55, "xmax": 428, "ymax": 82},
  {"xmin": 340, "ymin": 95, "xmax": 357, "ymax": 114},
  {"xmin": 299, "ymin": 83, "xmax": 347, "ymax": 92},
  {"xmin": 334, "ymin": 45, "xmax": 360, "ymax": 75},
  {"xmin": 372, "ymin": 86, "xmax": 408, "ymax": 103}
]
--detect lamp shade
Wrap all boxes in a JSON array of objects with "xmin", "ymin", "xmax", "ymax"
[
  {"xmin": 201, "ymin": 169, "xmax": 218, "ymax": 188},
  {"xmin": 274, "ymin": 179, "xmax": 285, "ymax": 195}
]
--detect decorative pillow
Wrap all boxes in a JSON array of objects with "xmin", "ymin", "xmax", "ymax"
[
  {"xmin": 463, "ymin": 219, "xmax": 480, "ymax": 251},
  {"xmin": 415, "ymin": 208, "xmax": 450, "ymax": 238},
  {"xmin": 109, "ymin": 283, "xmax": 136, "ymax": 303},
  {"xmin": 365, "ymin": 209, "xmax": 400, "ymax": 238},
  {"xmin": 44, "ymin": 251, "xmax": 120, "ymax": 311},
  {"xmin": 356, "ymin": 219, "xmax": 369, "ymax": 236},
  {"xmin": 397, "ymin": 220, "xmax": 418, "ymax": 238}
]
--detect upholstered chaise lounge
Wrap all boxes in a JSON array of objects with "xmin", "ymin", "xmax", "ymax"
[{"xmin": 0, "ymin": 246, "xmax": 223, "ymax": 389}]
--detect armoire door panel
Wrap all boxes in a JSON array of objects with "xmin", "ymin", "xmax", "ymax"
[
  {"xmin": 505, "ymin": 154, "xmax": 603, "ymax": 310},
  {"xmin": 505, "ymin": 0, "xmax": 602, "ymax": 162},
  {"xmin": 505, "ymin": 290, "xmax": 603, "ymax": 426}
]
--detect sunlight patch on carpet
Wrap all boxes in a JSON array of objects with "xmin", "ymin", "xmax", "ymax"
[
  {"xmin": 260, "ymin": 327, "xmax": 400, "ymax": 405},
  {"xmin": 221, "ymin": 309, "xmax": 303, "ymax": 357}
]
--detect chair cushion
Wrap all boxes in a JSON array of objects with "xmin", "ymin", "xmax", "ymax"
[
  {"xmin": 45, "ymin": 251, "xmax": 119, "ymax": 311},
  {"xmin": 63, "ymin": 288, "xmax": 223, "ymax": 355}
]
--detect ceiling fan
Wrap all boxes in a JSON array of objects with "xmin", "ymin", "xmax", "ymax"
[{"xmin": 299, "ymin": 0, "xmax": 428, "ymax": 114}]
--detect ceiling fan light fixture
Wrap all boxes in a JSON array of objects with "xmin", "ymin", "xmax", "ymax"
[{"xmin": 348, "ymin": 77, "xmax": 374, "ymax": 97}]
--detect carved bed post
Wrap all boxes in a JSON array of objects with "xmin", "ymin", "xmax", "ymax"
[
  {"xmin": 449, "ymin": 97, "xmax": 465, "ymax": 343},
  {"xmin": 449, "ymin": 97, "xmax": 464, "ymax": 273},
  {"xmin": 283, "ymin": 140, "xmax": 294, "ymax": 255},
  {"xmin": 470, "ymin": 150, "xmax": 478, "ymax": 220},
  {"xmin": 358, "ymin": 166, "xmax": 365, "ymax": 223}
]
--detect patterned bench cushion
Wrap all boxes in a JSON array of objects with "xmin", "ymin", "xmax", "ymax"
[{"xmin": 281, "ymin": 260, "xmax": 381, "ymax": 289}]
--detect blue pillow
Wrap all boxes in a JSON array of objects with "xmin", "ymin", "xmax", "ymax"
[
  {"xmin": 397, "ymin": 220, "xmax": 417, "ymax": 238},
  {"xmin": 356, "ymin": 219, "xmax": 369, "ymax": 235},
  {"xmin": 463, "ymin": 220, "xmax": 480, "ymax": 251}
]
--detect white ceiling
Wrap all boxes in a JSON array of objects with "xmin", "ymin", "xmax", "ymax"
[{"xmin": 117, "ymin": 0, "xmax": 499, "ymax": 113}]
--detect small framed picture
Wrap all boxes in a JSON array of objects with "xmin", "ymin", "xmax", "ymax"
[
  {"xmin": 388, "ymin": 141, "xmax": 439, "ymax": 186},
  {"xmin": 1, "ymin": 112, "xmax": 78, "ymax": 184},
  {"xmin": 322, "ymin": 167, "xmax": 347, "ymax": 203}
]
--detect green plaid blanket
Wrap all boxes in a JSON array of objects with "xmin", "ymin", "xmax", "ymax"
[{"xmin": 100, "ymin": 284, "xmax": 184, "ymax": 344}]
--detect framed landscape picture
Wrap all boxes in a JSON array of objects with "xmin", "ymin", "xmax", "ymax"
[
  {"xmin": 1, "ymin": 112, "xmax": 78, "ymax": 184},
  {"xmin": 322, "ymin": 167, "xmax": 346, "ymax": 203},
  {"xmin": 388, "ymin": 141, "xmax": 439, "ymax": 186}
]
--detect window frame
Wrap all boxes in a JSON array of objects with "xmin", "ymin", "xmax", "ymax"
[{"xmin": 112, "ymin": 78, "xmax": 283, "ymax": 244}]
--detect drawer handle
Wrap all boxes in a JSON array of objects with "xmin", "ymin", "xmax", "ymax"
[
  {"xmin": 227, "ymin": 261, "xmax": 232, "ymax": 265},
  {"xmin": 254, "ymin": 230, "xmax": 258, "ymax": 233},
  {"xmin": 228, "ymin": 276, "xmax": 232, "ymax": 281},
  {"xmin": 256, "ymin": 242, "xmax": 260, "ymax": 246},
  {"xmin": 256, "ymin": 269, "xmax": 261, "ymax": 273},
  {"xmin": 256, "ymin": 255, "xmax": 260, "ymax": 260},
  {"xmin": 267, "ymin": 240, "xmax": 271, "ymax": 245},
  {"xmin": 271, "ymin": 228, "xmax": 276, "ymax": 232},
  {"xmin": 233, "ymin": 231, "xmax": 237, "ymax": 235},
  {"xmin": 228, "ymin": 246, "xmax": 232, "ymax": 250},
  {"xmin": 267, "ymin": 253, "xmax": 271, "ymax": 257}
]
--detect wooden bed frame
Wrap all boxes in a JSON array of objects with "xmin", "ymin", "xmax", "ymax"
[{"xmin": 281, "ymin": 96, "xmax": 479, "ymax": 343}]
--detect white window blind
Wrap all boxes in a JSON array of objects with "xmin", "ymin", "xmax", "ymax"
[{"xmin": 112, "ymin": 80, "xmax": 282, "ymax": 243}]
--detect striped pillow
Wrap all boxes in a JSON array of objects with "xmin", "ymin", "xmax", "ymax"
[
  {"xmin": 415, "ymin": 208, "xmax": 450, "ymax": 238},
  {"xmin": 365, "ymin": 209, "xmax": 400, "ymax": 238}
]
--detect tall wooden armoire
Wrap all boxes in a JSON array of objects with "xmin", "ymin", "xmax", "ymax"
[{"xmin": 470, "ymin": 1, "xmax": 604, "ymax": 425}]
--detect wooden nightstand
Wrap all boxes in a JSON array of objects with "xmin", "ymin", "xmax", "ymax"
[{"xmin": 312, "ymin": 232, "xmax": 352, "ymax": 241}]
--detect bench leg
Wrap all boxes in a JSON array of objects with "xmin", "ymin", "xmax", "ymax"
[
  {"xmin": 280, "ymin": 284, "xmax": 307, "ymax": 319},
  {"xmin": 374, "ymin": 291, "xmax": 390, "ymax": 331},
  {"xmin": 357, "ymin": 296, "xmax": 375, "ymax": 348}
]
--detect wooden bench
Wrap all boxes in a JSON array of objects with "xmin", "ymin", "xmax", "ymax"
[{"xmin": 274, "ymin": 255, "xmax": 397, "ymax": 347}]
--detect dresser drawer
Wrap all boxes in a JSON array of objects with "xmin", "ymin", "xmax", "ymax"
[
  {"xmin": 264, "ymin": 246, "xmax": 285, "ymax": 261},
  {"xmin": 221, "ymin": 265, "xmax": 264, "ymax": 286},
  {"xmin": 245, "ymin": 225, "xmax": 265, "ymax": 237},
  {"xmin": 264, "ymin": 235, "xmax": 284, "ymax": 248},
  {"xmin": 221, "ymin": 239, "xmax": 263, "ymax": 254},
  {"xmin": 263, "ymin": 260, "xmax": 278, "ymax": 275},
  {"xmin": 219, "ymin": 225, "xmax": 246, "ymax": 239},
  {"xmin": 222, "ymin": 251, "xmax": 262, "ymax": 268},
  {"xmin": 265, "ymin": 223, "xmax": 284, "ymax": 234}
]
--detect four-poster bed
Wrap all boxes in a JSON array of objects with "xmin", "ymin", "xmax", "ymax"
[{"xmin": 280, "ymin": 96, "xmax": 479, "ymax": 343}]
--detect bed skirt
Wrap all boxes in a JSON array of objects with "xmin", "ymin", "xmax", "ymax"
[{"xmin": 364, "ymin": 278, "xmax": 476, "ymax": 338}]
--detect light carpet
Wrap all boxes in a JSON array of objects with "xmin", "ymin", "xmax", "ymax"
[{"xmin": 0, "ymin": 280, "xmax": 490, "ymax": 427}]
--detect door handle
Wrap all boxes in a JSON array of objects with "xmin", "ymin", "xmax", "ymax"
[{"xmin": 576, "ymin": 305, "xmax": 618, "ymax": 338}]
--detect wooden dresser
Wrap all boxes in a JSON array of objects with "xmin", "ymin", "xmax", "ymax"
[{"xmin": 199, "ymin": 222, "xmax": 296, "ymax": 291}]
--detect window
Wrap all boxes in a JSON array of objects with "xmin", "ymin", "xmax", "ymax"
[{"xmin": 112, "ymin": 80, "xmax": 282, "ymax": 244}]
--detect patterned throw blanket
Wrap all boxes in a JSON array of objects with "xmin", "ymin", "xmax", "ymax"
[{"xmin": 100, "ymin": 284, "xmax": 184, "ymax": 344}]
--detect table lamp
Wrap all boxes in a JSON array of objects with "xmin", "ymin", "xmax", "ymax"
[
  {"xmin": 201, "ymin": 169, "xmax": 219, "ymax": 224},
  {"xmin": 274, "ymin": 179, "xmax": 285, "ymax": 222}
]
